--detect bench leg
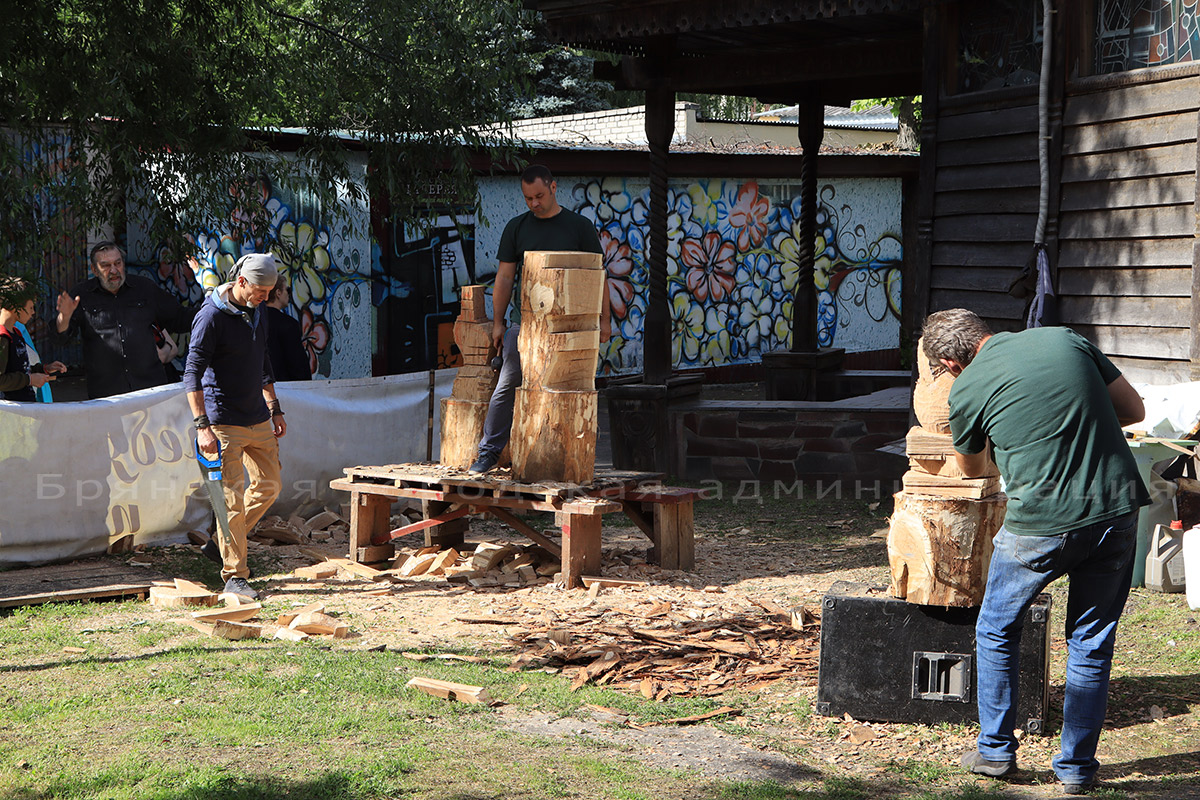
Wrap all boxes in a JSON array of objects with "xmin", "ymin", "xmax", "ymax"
[
  {"xmin": 349, "ymin": 492, "xmax": 391, "ymax": 562},
  {"xmin": 653, "ymin": 499, "xmax": 695, "ymax": 571},
  {"xmin": 560, "ymin": 512, "xmax": 601, "ymax": 589},
  {"xmin": 422, "ymin": 499, "xmax": 468, "ymax": 550}
]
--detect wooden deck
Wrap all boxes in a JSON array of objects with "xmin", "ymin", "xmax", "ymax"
[{"xmin": 0, "ymin": 558, "xmax": 166, "ymax": 609}]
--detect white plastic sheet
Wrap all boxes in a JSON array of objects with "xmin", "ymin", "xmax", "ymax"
[{"xmin": 0, "ymin": 371, "xmax": 454, "ymax": 565}]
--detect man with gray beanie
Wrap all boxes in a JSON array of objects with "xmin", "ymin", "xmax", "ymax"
[{"xmin": 184, "ymin": 253, "xmax": 287, "ymax": 599}]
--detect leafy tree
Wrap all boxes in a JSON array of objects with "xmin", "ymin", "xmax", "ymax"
[
  {"xmin": 507, "ymin": 17, "xmax": 613, "ymax": 119},
  {"xmin": 0, "ymin": 0, "xmax": 531, "ymax": 306},
  {"xmin": 851, "ymin": 96, "xmax": 921, "ymax": 150}
]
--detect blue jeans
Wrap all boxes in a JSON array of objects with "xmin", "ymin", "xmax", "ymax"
[
  {"xmin": 477, "ymin": 324, "xmax": 521, "ymax": 458},
  {"xmin": 975, "ymin": 510, "xmax": 1137, "ymax": 786}
]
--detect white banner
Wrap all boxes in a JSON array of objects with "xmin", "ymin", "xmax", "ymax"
[{"xmin": 0, "ymin": 371, "xmax": 454, "ymax": 565}]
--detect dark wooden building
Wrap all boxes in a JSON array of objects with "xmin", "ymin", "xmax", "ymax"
[{"xmin": 532, "ymin": 0, "xmax": 1200, "ymax": 385}]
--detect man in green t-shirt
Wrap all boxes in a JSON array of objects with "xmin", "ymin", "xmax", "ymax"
[
  {"xmin": 469, "ymin": 165, "xmax": 606, "ymax": 474},
  {"xmin": 922, "ymin": 308, "xmax": 1148, "ymax": 796}
]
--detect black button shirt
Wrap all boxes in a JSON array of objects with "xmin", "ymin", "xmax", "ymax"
[{"xmin": 58, "ymin": 275, "xmax": 196, "ymax": 399}]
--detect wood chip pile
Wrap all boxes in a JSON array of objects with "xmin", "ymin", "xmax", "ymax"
[{"xmin": 505, "ymin": 599, "xmax": 820, "ymax": 698}]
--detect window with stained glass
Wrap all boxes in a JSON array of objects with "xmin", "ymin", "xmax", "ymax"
[
  {"xmin": 956, "ymin": 0, "xmax": 1044, "ymax": 93},
  {"xmin": 1096, "ymin": 0, "xmax": 1200, "ymax": 73}
]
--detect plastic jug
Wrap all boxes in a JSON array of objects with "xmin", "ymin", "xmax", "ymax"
[
  {"xmin": 1186, "ymin": 524, "xmax": 1200, "ymax": 611},
  {"xmin": 1146, "ymin": 520, "xmax": 1187, "ymax": 593}
]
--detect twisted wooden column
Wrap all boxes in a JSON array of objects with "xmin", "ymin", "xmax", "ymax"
[
  {"xmin": 643, "ymin": 83, "xmax": 674, "ymax": 385},
  {"xmin": 791, "ymin": 95, "xmax": 823, "ymax": 352}
]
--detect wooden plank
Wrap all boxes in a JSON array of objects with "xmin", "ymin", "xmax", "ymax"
[
  {"xmin": 935, "ymin": 161, "xmax": 1040, "ymax": 192},
  {"xmin": 1109, "ymin": 354, "xmax": 1192, "ymax": 385},
  {"xmin": 927, "ymin": 288, "xmax": 1025, "ymax": 321},
  {"xmin": 931, "ymin": 241, "xmax": 1033, "ymax": 268},
  {"xmin": 560, "ymin": 513, "xmax": 601, "ymax": 589},
  {"xmin": 405, "ymin": 677, "xmax": 492, "ymax": 704},
  {"xmin": 1057, "ymin": 237, "xmax": 1195, "ymax": 269},
  {"xmin": 376, "ymin": 506, "xmax": 471, "ymax": 546},
  {"xmin": 937, "ymin": 104, "xmax": 1039, "ymax": 142},
  {"xmin": 1057, "ymin": 267, "xmax": 1191, "ymax": 298},
  {"xmin": 1062, "ymin": 142, "xmax": 1197, "ymax": 183},
  {"xmin": 933, "ymin": 213, "xmax": 1038, "ymax": 243},
  {"xmin": 330, "ymin": 479, "xmax": 565, "ymax": 514},
  {"xmin": 1058, "ymin": 295, "xmax": 1190, "ymax": 328},
  {"xmin": 654, "ymin": 500, "xmax": 695, "ymax": 571},
  {"xmin": 348, "ymin": 492, "xmax": 391, "ymax": 562},
  {"xmin": 934, "ymin": 187, "xmax": 1039, "ymax": 216},
  {"xmin": 620, "ymin": 501, "xmax": 658, "ymax": 542},
  {"xmin": 486, "ymin": 506, "xmax": 563, "ymax": 559},
  {"xmin": 1059, "ymin": 174, "xmax": 1198, "ymax": 212},
  {"xmin": 620, "ymin": 486, "xmax": 705, "ymax": 504},
  {"xmin": 1070, "ymin": 324, "xmax": 1190, "ymax": 360},
  {"xmin": 1059, "ymin": 205, "xmax": 1196, "ymax": 240},
  {"xmin": 191, "ymin": 603, "xmax": 263, "ymax": 623},
  {"xmin": 930, "ymin": 266, "xmax": 1024, "ymax": 293},
  {"xmin": 1064, "ymin": 77, "xmax": 1200, "ymax": 126},
  {"xmin": 1064, "ymin": 112, "xmax": 1198, "ymax": 155},
  {"xmin": 936, "ymin": 132, "xmax": 1040, "ymax": 167}
]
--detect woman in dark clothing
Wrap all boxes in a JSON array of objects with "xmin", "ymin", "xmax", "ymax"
[
  {"xmin": 0, "ymin": 281, "xmax": 66, "ymax": 401},
  {"xmin": 265, "ymin": 275, "xmax": 312, "ymax": 382}
]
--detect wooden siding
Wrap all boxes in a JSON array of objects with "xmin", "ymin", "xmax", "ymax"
[
  {"xmin": 928, "ymin": 94, "xmax": 1042, "ymax": 325},
  {"xmin": 1058, "ymin": 76, "xmax": 1200, "ymax": 383}
]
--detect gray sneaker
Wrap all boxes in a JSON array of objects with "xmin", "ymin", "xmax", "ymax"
[{"xmin": 223, "ymin": 576, "xmax": 258, "ymax": 600}]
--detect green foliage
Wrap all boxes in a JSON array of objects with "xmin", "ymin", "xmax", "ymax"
[
  {"xmin": 507, "ymin": 16, "xmax": 613, "ymax": 119},
  {"xmin": 0, "ymin": 0, "xmax": 532, "ymax": 274}
]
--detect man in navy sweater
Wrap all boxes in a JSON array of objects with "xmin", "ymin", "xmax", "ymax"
[{"xmin": 184, "ymin": 253, "xmax": 287, "ymax": 599}]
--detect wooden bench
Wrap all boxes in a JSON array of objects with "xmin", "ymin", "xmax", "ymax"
[{"xmin": 329, "ymin": 463, "xmax": 700, "ymax": 588}]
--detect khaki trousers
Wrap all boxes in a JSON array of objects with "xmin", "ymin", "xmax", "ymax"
[{"xmin": 211, "ymin": 421, "xmax": 281, "ymax": 581}]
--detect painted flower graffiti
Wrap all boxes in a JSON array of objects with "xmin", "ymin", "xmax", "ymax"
[
  {"xmin": 568, "ymin": 176, "xmax": 902, "ymax": 373},
  {"xmin": 681, "ymin": 232, "xmax": 738, "ymax": 304}
]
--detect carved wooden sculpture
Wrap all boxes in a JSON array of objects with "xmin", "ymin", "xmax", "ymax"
[
  {"xmin": 440, "ymin": 285, "xmax": 500, "ymax": 469},
  {"xmin": 887, "ymin": 337, "xmax": 1006, "ymax": 606},
  {"xmin": 510, "ymin": 251, "xmax": 604, "ymax": 483}
]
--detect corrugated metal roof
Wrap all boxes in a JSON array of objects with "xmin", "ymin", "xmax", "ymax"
[{"xmin": 752, "ymin": 104, "xmax": 899, "ymax": 130}]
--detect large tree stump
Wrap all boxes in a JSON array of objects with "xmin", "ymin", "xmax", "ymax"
[
  {"xmin": 511, "ymin": 251, "xmax": 604, "ymax": 483},
  {"xmin": 888, "ymin": 492, "xmax": 1006, "ymax": 606},
  {"xmin": 439, "ymin": 286, "xmax": 500, "ymax": 468}
]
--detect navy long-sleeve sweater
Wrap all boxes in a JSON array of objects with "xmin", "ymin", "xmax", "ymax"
[{"xmin": 183, "ymin": 283, "xmax": 275, "ymax": 426}]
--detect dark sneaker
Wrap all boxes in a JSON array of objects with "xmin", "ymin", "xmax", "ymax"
[
  {"xmin": 469, "ymin": 452, "xmax": 499, "ymax": 474},
  {"xmin": 223, "ymin": 576, "xmax": 258, "ymax": 601},
  {"xmin": 961, "ymin": 750, "xmax": 1016, "ymax": 778},
  {"xmin": 200, "ymin": 538, "xmax": 221, "ymax": 565},
  {"xmin": 202, "ymin": 538, "xmax": 253, "ymax": 578},
  {"xmin": 1061, "ymin": 781, "xmax": 1095, "ymax": 795}
]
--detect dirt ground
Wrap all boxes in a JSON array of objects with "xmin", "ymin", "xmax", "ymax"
[{"xmin": 130, "ymin": 505, "xmax": 1200, "ymax": 800}]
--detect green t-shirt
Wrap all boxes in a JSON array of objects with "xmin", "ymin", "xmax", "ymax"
[
  {"xmin": 948, "ymin": 327, "xmax": 1149, "ymax": 536},
  {"xmin": 496, "ymin": 207, "xmax": 602, "ymax": 323}
]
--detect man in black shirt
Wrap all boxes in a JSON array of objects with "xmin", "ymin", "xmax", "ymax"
[{"xmin": 55, "ymin": 241, "xmax": 195, "ymax": 399}]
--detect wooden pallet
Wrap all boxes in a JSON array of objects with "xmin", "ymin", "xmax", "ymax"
[
  {"xmin": 0, "ymin": 559, "xmax": 166, "ymax": 609},
  {"xmin": 331, "ymin": 463, "xmax": 697, "ymax": 587},
  {"xmin": 342, "ymin": 462, "xmax": 659, "ymax": 504}
]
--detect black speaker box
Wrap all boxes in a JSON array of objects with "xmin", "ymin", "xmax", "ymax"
[{"xmin": 816, "ymin": 581, "xmax": 1051, "ymax": 733}]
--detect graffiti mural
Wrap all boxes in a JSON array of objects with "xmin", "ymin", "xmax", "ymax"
[
  {"xmin": 476, "ymin": 175, "xmax": 902, "ymax": 376},
  {"xmin": 127, "ymin": 163, "xmax": 372, "ymax": 379}
]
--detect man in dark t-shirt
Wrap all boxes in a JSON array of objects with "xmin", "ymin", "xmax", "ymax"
[
  {"xmin": 922, "ymin": 308, "xmax": 1148, "ymax": 795},
  {"xmin": 469, "ymin": 165, "xmax": 606, "ymax": 473}
]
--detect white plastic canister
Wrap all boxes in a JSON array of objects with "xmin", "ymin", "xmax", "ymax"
[{"xmin": 1185, "ymin": 524, "xmax": 1200, "ymax": 610}]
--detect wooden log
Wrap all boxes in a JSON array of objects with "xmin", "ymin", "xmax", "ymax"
[
  {"xmin": 511, "ymin": 387, "xmax": 598, "ymax": 483},
  {"xmin": 510, "ymin": 251, "xmax": 604, "ymax": 483},
  {"xmin": 887, "ymin": 491, "xmax": 1006, "ymax": 607},
  {"xmin": 914, "ymin": 336, "xmax": 954, "ymax": 434},
  {"xmin": 149, "ymin": 586, "xmax": 218, "ymax": 609},
  {"xmin": 440, "ymin": 398, "xmax": 490, "ymax": 469}
]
